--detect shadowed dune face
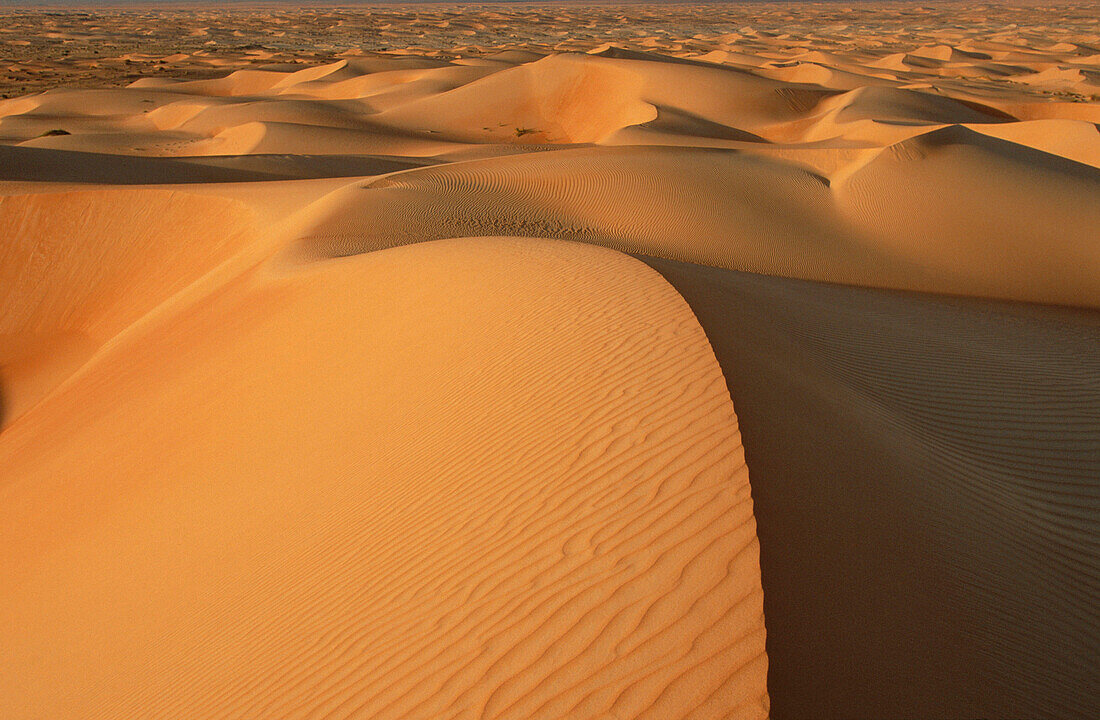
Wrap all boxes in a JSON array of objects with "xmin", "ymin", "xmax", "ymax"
[
  {"xmin": 0, "ymin": 144, "xmax": 437, "ymax": 183},
  {"xmin": 640, "ymin": 255, "xmax": 1100, "ymax": 719},
  {"xmin": 2, "ymin": 3, "xmax": 1100, "ymax": 719}
]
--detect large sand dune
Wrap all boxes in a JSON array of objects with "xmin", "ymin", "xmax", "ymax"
[
  {"xmin": 2, "ymin": 3, "xmax": 1099, "ymax": 719},
  {"xmin": 1, "ymin": 238, "xmax": 769, "ymax": 719}
]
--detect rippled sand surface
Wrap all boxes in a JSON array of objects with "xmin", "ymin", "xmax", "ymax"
[{"xmin": 2, "ymin": 3, "xmax": 1098, "ymax": 719}]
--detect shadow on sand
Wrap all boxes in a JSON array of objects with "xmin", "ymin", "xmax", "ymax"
[{"xmin": 641, "ymin": 254, "xmax": 1100, "ymax": 720}]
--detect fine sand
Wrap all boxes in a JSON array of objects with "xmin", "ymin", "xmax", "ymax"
[
  {"xmin": 1, "ymin": 3, "xmax": 1099, "ymax": 719},
  {"xmin": 641, "ymin": 255, "xmax": 1100, "ymax": 719},
  {"xmin": 1, "ymin": 237, "xmax": 768, "ymax": 719}
]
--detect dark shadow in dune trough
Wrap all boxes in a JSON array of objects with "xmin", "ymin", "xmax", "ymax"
[{"xmin": 641, "ymin": 254, "xmax": 1100, "ymax": 720}]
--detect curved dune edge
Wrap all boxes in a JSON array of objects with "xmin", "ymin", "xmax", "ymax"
[
  {"xmin": 290, "ymin": 138, "xmax": 1100, "ymax": 309},
  {"xmin": 0, "ymin": 237, "xmax": 768, "ymax": 720},
  {"xmin": 641, "ymin": 254, "xmax": 1100, "ymax": 719}
]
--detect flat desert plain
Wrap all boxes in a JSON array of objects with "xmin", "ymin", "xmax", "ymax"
[{"xmin": 1, "ymin": 2, "xmax": 1098, "ymax": 719}]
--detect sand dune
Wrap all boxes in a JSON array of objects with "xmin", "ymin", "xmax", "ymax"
[
  {"xmin": 1, "ymin": 22, "xmax": 1095, "ymax": 306},
  {"xmin": 0, "ymin": 188, "xmax": 257, "ymax": 426},
  {"xmin": 292, "ymin": 139, "xmax": 1099, "ymax": 306},
  {"xmin": 834, "ymin": 126, "xmax": 1100, "ymax": 306},
  {"xmin": 1, "ymin": 238, "xmax": 768, "ymax": 720},
  {"xmin": 2, "ymin": 3, "xmax": 1099, "ymax": 719},
  {"xmin": 642, "ymin": 255, "xmax": 1100, "ymax": 719}
]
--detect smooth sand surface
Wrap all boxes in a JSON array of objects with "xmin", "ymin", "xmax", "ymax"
[{"xmin": 1, "ymin": 3, "xmax": 1099, "ymax": 719}]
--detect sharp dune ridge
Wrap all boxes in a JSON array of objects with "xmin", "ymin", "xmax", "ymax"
[
  {"xmin": 1, "ymin": 3, "xmax": 1099, "ymax": 719},
  {"xmin": 639, "ymin": 255, "xmax": 1100, "ymax": 719}
]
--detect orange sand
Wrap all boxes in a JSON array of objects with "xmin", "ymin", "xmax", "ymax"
[{"xmin": 1, "ymin": 3, "xmax": 1098, "ymax": 719}]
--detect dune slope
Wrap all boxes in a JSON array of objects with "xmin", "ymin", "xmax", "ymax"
[
  {"xmin": 0, "ymin": 237, "xmax": 768, "ymax": 720},
  {"xmin": 642, "ymin": 255, "xmax": 1100, "ymax": 719},
  {"xmin": 293, "ymin": 138, "xmax": 1100, "ymax": 307},
  {"xmin": 0, "ymin": 188, "xmax": 257, "ymax": 427}
]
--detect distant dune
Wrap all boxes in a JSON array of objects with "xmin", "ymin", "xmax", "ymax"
[{"xmin": 1, "ymin": 3, "xmax": 1098, "ymax": 719}]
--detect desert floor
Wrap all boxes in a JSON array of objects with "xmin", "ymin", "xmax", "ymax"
[{"xmin": 1, "ymin": 2, "xmax": 1098, "ymax": 719}]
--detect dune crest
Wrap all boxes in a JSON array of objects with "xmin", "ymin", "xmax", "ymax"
[{"xmin": 0, "ymin": 237, "xmax": 768, "ymax": 720}]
